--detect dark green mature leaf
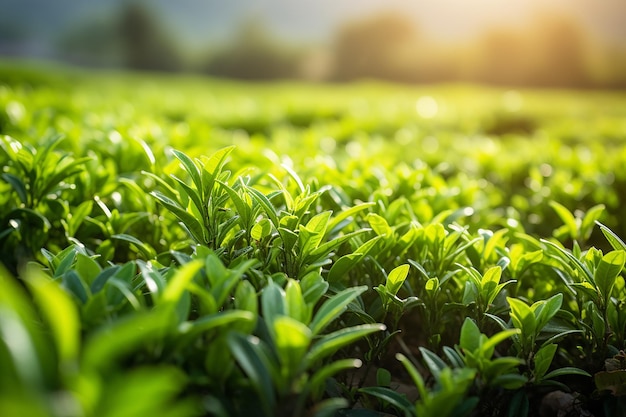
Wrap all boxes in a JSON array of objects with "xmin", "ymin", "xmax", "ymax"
[
  {"xmin": 533, "ymin": 343, "xmax": 557, "ymax": 381},
  {"xmin": 460, "ymin": 318, "xmax": 481, "ymax": 353},
  {"xmin": 2, "ymin": 172, "xmax": 28, "ymax": 204},
  {"xmin": 307, "ymin": 358, "xmax": 362, "ymax": 401},
  {"xmin": 419, "ymin": 347, "xmax": 448, "ymax": 378},
  {"xmin": 543, "ymin": 367, "xmax": 591, "ymax": 380},
  {"xmin": 227, "ymin": 333, "xmax": 276, "ymax": 417},
  {"xmin": 112, "ymin": 233, "xmax": 156, "ymax": 259},
  {"xmin": 82, "ymin": 307, "xmax": 175, "ymax": 372},
  {"xmin": 358, "ymin": 386, "xmax": 413, "ymax": 416}
]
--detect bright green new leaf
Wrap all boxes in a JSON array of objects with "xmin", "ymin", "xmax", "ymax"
[
  {"xmin": 309, "ymin": 285, "xmax": 367, "ymax": 335},
  {"xmin": 251, "ymin": 218, "xmax": 272, "ymax": 241},
  {"xmin": 367, "ymin": 213, "xmax": 393, "ymax": 237},
  {"xmin": 306, "ymin": 323, "xmax": 385, "ymax": 365},
  {"xmin": 161, "ymin": 259, "xmax": 203, "ymax": 304},
  {"xmin": 549, "ymin": 201, "xmax": 578, "ymax": 239},
  {"xmin": 532, "ymin": 293, "xmax": 563, "ymax": 333},
  {"xmin": 285, "ymin": 279, "xmax": 310, "ymax": 324},
  {"xmin": 595, "ymin": 250, "xmax": 625, "ymax": 301},
  {"xmin": 273, "ymin": 316, "xmax": 312, "ymax": 376},
  {"xmin": 386, "ymin": 264, "xmax": 410, "ymax": 297},
  {"xmin": 507, "ymin": 297, "xmax": 536, "ymax": 338},
  {"xmin": 460, "ymin": 318, "xmax": 481, "ymax": 353}
]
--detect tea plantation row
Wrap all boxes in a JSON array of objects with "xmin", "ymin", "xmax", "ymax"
[{"xmin": 1, "ymin": 61, "xmax": 626, "ymax": 416}]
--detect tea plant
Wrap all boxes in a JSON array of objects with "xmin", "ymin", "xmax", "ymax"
[{"xmin": 2, "ymin": 62, "xmax": 626, "ymax": 416}]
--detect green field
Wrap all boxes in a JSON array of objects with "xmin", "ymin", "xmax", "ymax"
[{"xmin": 1, "ymin": 61, "xmax": 626, "ymax": 417}]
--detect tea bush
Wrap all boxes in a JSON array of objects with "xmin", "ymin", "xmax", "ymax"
[{"xmin": 1, "ymin": 61, "xmax": 626, "ymax": 416}]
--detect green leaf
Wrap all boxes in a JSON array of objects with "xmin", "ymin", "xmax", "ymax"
[
  {"xmin": 396, "ymin": 353, "xmax": 428, "ymax": 401},
  {"xmin": 246, "ymin": 186, "xmax": 280, "ymax": 229},
  {"xmin": 479, "ymin": 328, "xmax": 520, "ymax": 358},
  {"xmin": 151, "ymin": 191, "xmax": 207, "ymax": 244},
  {"xmin": 234, "ymin": 280, "xmax": 258, "ymax": 314},
  {"xmin": 306, "ymin": 359, "xmax": 362, "ymax": 402},
  {"xmin": 533, "ymin": 343, "xmax": 557, "ymax": 381},
  {"xmin": 62, "ymin": 270, "xmax": 89, "ymax": 304},
  {"xmin": 300, "ymin": 271, "xmax": 329, "ymax": 306},
  {"xmin": 306, "ymin": 323, "xmax": 385, "ymax": 365},
  {"xmin": 227, "ymin": 333, "xmax": 276, "ymax": 417},
  {"xmin": 307, "ymin": 229, "xmax": 369, "ymax": 262},
  {"xmin": 177, "ymin": 310, "xmax": 254, "ymax": 344},
  {"xmin": 200, "ymin": 145, "xmax": 235, "ymax": 198},
  {"xmin": 581, "ymin": 204, "xmax": 605, "ymax": 240},
  {"xmin": 161, "ymin": 260, "xmax": 203, "ymax": 304},
  {"xmin": 543, "ymin": 367, "xmax": 591, "ymax": 380},
  {"xmin": 326, "ymin": 202, "xmax": 375, "ymax": 233},
  {"xmin": 507, "ymin": 390, "xmax": 529, "ymax": 417},
  {"xmin": 251, "ymin": 218, "xmax": 273, "ymax": 241},
  {"xmin": 367, "ymin": 213, "xmax": 393, "ymax": 237},
  {"xmin": 490, "ymin": 374, "xmax": 528, "ymax": 390},
  {"xmin": 171, "ymin": 174, "xmax": 205, "ymax": 218},
  {"xmin": 542, "ymin": 238, "xmax": 593, "ymax": 283},
  {"xmin": 82, "ymin": 308, "xmax": 174, "ymax": 372},
  {"xmin": 75, "ymin": 253, "xmax": 102, "ymax": 287},
  {"xmin": 549, "ymin": 201, "xmax": 578, "ymax": 239},
  {"xmin": 460, "ymin": 317, "xmax": 481, "ymax": 353},
  {"xmin": 358, "ymin": 386, "xmax": 413, "ymax": 414},
  {"xmin": 262, "ymin": 281, "xmax": 286, "ymax": 330},
  {"xmin": 419, "ymin": 347, "xmax": 448, "ymax": 378},
  {"xmin": 597, "ymin": 221, "xmax": 626, "ymax": 252},
  {"xmin": 285, "ymin": 279, "xmax": 309, "ymax": 324},
  {"xmin": 507, "ymin": 297, "xmax": 536, "ymax": 339},
  {"xmin": 386, "ymin": 264, "xmax": 410, "ymax": 297},
  {"xmin": 111, "ymin": 233, "xmax": 156, "ymax": 259},
  {"xmin": 273, "ymin": 316, "xmax": 312, "ymax": 375},
  {"xmin": 2, "ymin": 172, "xmax": 28, "ymax": 204},
  {"xmin": 595, "ymin": 250, "xmax": 625, "ymax": 301},
  {"xmin": 24, "ymin": 267, "xmax": 80, "ymax": 364},
  {"xmin": 532, "ymin": 293, "xmax": 563, "ymax": 333},
  {"xmin": 309, "ymin": 285, "xmax": 367, "ymax": 335},
  {"xmin": 171, "ymin": 149, "xmax": 203, "ymax": 197}
]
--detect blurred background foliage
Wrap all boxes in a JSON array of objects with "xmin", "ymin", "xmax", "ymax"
[{"xmin": 1, "ymin": 0, "xmax": 626, "ymax": 87}]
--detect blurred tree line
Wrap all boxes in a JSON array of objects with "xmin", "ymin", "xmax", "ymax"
[{"xmin": 57, "ymin": 2, "xmax": 626, "ymax": 88}]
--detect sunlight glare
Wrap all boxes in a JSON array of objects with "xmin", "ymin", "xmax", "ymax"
[{"xmin": 416, "ymin": 96, "xmax": 438, "ymax": 119}]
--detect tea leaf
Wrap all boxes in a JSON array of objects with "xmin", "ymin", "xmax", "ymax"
[
  {"xmin": 386, "ymin": 264, "xmax": 410, "ymax": 297},
  {"xmin": 309, "ymin": 285, "xmax": 367, "ymax": 335},
  {"xmin": 595, "ymin": 250, "xmax": 625, "ymax": 301}
]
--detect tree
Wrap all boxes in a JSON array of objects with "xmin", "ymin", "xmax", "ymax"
[
  {"xmin": 330, "ymin": 13, "xmax": 421, "ymax": 82},
  {"xmin": 201, "ymin": 19, "xmax": 301, "ymax": 80},
  {"xmin": 118, "ymin": 1, "xmax": 182, "ymax": 72}
]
